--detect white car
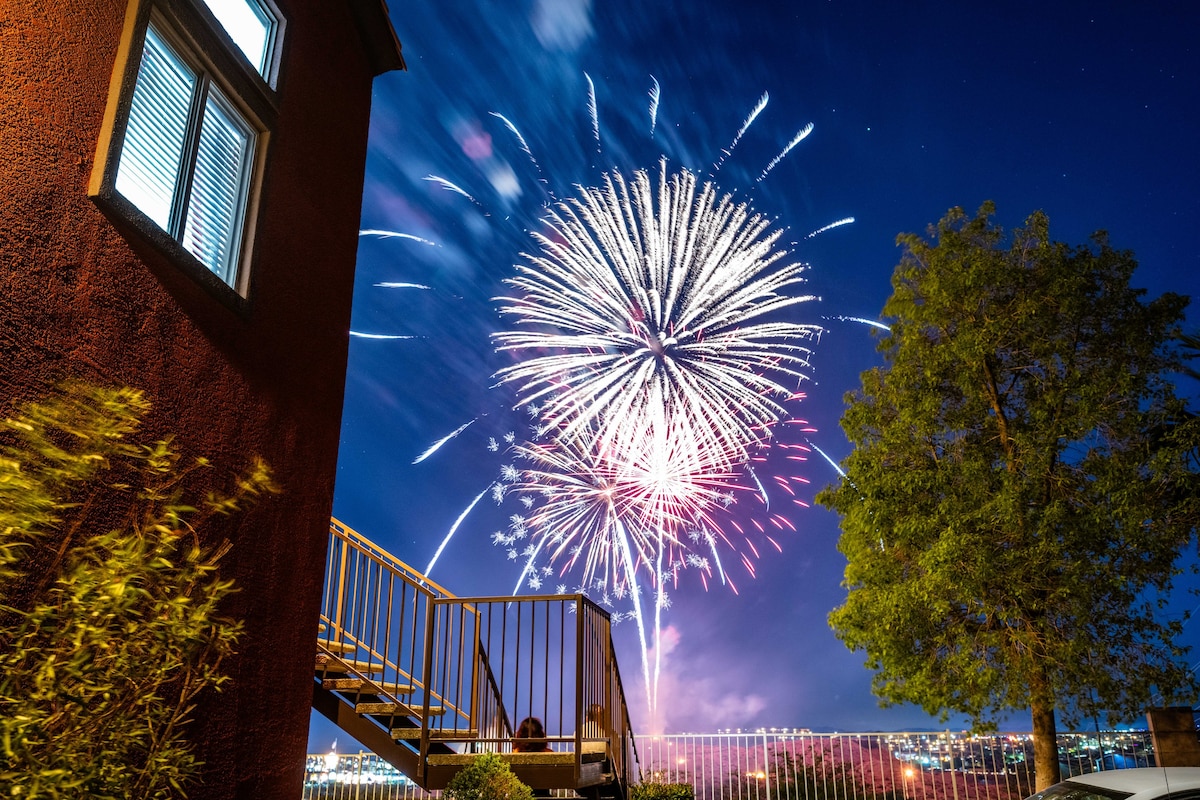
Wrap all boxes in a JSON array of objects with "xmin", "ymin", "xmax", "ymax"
[{"xmin": 1027, "ymin": 768, "xmax": 1200, "ymax": 800}]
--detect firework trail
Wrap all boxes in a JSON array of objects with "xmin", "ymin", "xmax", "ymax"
[
  {"xmin": 801, "ymin": 436, "xmax": 883, "ymax": 551},
  {"xmin": 424, "ymin": 175, "xmax": 484, "ymax": 207},
  {"xmin": 360, "ymin": 229, "xmax": 439, "ymax": 246},
  {"xmin": 758, "ymin": 122, "xmax": 815, "ymax": 181},
  {"xmin": 827, "ymin": 315, "xmax": 891, "ymax": 332},
  {"xmin": 585, "ymin": 72, "xmax": 601, "ymax": 154},
  {"xmin": 805, "ymin": 437, "xmax": 846, "ymax": 478},
  {"xmin": 806, "ymin": 217, "xmax": 856, "ymax": 239},
  {"xmin": 414, "ymin": 418, "xmax": 478, "ymax": 464},
  {"xmin": 619, "ymin": 518, "xmax": 654, "ymax": 712},
  {"xmin": 350, "ymin": 331, "xmax": 417, "ymax": 340},
  {"xmin": 424, "ymin": 484, "xmax": 492, "ymax": 577},
  {"xmin": 489, "ymin": 111, "xmax": 548, "ymax": 187},
  {"xmin": 374, "ymin": 281, "xmax": 432, "ymax": 289},
  {"xmin": 746, "ymin": 464, "xmax": 770, "ymax": 510},
  {"xmin": 489, "ymin": 112, "xmax": 536, "ymax": 161},
  {"xmin": 648, "ymin": 76, "xmax": 661, "ymax": 136},
  {"xmin": 714, "ymin": 91, "xmax": 769, "ymax": 172}
]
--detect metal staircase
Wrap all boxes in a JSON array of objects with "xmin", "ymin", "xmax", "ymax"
[{"xmin": 313, "ymin": 519, "xmax": 640, "ymax": 798}]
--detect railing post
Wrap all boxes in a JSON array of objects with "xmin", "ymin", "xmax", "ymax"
[
  {"xmin": 761, "ymin": 732, "xmax": 771, "ymax": 800},
  {"xmin": 418, "ymin": 597, "xmax": 436, "ymax": 785},
  {"xmin": 469, "ymin": 603, "xmax": 481, "ymax": 736},
  {"xmin": 332, "ymin": 525, "xmax": 349, "ymax": 633},
  {"xmin": 947, "ymin": 730, "xmax": 959, "ymax": 800},
  {"xmin": 576, "ymin": 595, "xmax": 586, "ymax": 786}
]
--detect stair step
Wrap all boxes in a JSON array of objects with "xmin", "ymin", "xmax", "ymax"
[
  {"xmin": 356, "ymin": 701, "xmax": 446, "ymax": 716},
  {"xmin": 316, "ymin": 637, "xmax": 359, "ymax": 655},
  {"xmin": 320, "ymin": 677, "xmax": 415, "ymax": 695},
  {"xmin": 391, "ymin": 727, "xmax": 478, "ymax": 740},
  {"xmin": 428, "ymin": 751, "xmax": 575, "ymax": 766},
  {"xmin": 315, "ymin": 655, "xmax": 384, "ymax": 675}
]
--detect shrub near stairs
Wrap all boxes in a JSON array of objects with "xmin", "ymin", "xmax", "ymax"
[{"xmin": 444, "ymin": 753, "xmax": 535, "ymax": 800}]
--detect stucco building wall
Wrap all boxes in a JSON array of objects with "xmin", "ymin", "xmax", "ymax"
[{"xmin": 0, "ymin": 1, "xmax": 397, "ymax": 796}]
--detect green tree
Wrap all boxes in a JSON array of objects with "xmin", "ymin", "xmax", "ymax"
[
  {"xmin": 444, "ymin": 753, "xmax": 534, "ymax": 800},
  {"xmin": 1172, "ymin": 330, "xmax": 1200, "ymax": 522},
  {"xmin": 0, "ymin": 382, "xmax": 276, "ymax": 797},
  {"xmin": 817, "ymin": 204, "xmax": 1199, "ymax": 790},
  {"xmin": 1178, "ymin": 330, "xmax": 1200, "ymax": 382}
]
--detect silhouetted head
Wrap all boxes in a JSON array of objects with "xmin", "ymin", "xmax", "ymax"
[{"xmin": 516, "ymin": 716, "xmax": 546, "ymax": 740}]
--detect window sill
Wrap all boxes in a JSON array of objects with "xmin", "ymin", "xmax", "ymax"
[{"xmin": 90, "ymin": 188, "xmax": 252, "ymax": 317}]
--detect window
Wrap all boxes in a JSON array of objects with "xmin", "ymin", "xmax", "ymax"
[
  {"xmin": 197, "ymin": 0, "xmax": 276, "ymax": 75},
  {"xmin": 90, "ymin": 0, "xmax": 283, "ymax": 305}
]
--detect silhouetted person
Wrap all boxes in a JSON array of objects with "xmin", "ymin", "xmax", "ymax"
[
  {"xmin": 515, "ymin": 716, "xmax": 552, "ymax": 797},
  {"xmin": 514, "ymin": 716, "xmax": 551, "ymax": 753},
  {"xmin": 583, "ymin": 704, "xmax": 604, "ymax": 736}
]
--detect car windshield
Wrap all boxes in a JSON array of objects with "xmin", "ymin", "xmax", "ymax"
[{"xmin": 1029, "ymin": 783, "xmax": 1135, "ymax": 800}]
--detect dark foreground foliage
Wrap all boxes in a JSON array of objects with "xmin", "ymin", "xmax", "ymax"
[{"xmin": 0, "ymin": 383, "xmax": 276, "ymax": 798}]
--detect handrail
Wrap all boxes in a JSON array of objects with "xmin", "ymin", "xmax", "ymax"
[
  {"xmin": 321, "ymin": 519, "xmax": 467, "ymax": 722},
  {"xmin": 330, "ymin": 519, "xmax": 457, "ymax": 598},
  {"xmin": 605, "ymin": 608, "xmax": 640, "ymax": 791}
]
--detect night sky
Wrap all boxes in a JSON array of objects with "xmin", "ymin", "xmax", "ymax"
[{"xmin": 312, "ymin": 0, "xmax": 1200, "ymax": 750}]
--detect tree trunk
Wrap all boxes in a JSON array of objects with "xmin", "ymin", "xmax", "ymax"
[{"xmin": 1032, "ymin": 698, "xmax": 1061, "ymax": 791}]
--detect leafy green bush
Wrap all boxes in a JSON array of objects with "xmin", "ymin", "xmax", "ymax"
[
  {"xmin": 0, "ymin": 382, "xmax": 276, "ymax": 797},
  {"xmin": 632, "ymin": 782, "xmax": 695, "ymax": 800},
  {"xmin": 444, "ymin": 752, "xmax": 534, "ymax": 800}
]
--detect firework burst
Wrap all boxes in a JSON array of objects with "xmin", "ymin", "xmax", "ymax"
[
  {"xmin": 493, "ymin": 161, "xmax": 821, "ymax": 468},
  {"xmin": 513, "ymin": 407, "xmax": 741, "ymax": 594},
  {"xmin": 508, "ymin": 401, "xmax": 747, "ymax": 712}
]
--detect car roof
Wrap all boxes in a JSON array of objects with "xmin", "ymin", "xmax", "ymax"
[{"xmin": 1065, "ymin": 769, "xmax": 1200, "ymax": 799}]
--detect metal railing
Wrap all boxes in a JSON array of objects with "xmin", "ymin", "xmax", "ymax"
[
  {"xmin": 636, "ymin": 730, "xmax": 1155, "ymax": 800},
  {"xmin": 320, "ymin": 521, "xmax": 459, "ymax": 715},
  {"xmin": 317, "ymin": 520, "xmax": 639, "ymax": 795},
  {"xmin": 305, "ymin": 730, "xmax": 1155, "ymax": 800},
  {"xmin": 303, "ymin": 751, "xmax": 433, "ymax": 799},
  {"xmin": 419, "ymin": 593, "xmax": 639, "ymax": 790}
]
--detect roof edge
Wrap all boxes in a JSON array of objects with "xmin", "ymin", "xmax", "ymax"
[{"xmin": 349, "ymin": 0, "xmax": 406, "ymax": 75}]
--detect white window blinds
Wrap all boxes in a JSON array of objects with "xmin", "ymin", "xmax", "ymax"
[
  {"xmin": 114, "ymin": 25, "xmax": 194, "ymax": 231},
  {"xmin": 113, "ymin": 20, "xmax": 257, "ymax": 286},
  {"xmin": 182, "ymin": 88, "xmax": 253, "ymax": 281}
]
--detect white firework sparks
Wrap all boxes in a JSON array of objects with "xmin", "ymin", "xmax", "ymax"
[
  {"xmin": 493, "ymin": 161, "xmax": 821, "ymax": 469},
  {"xmin": 512, "ymin": 409, "xmax": 742, "ymax": 598},
  {"xmin": 714, "ymin": 91, "xmax": 769, "ymax": 172}
]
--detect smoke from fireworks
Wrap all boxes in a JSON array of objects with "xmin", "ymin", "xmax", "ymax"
[{"xmin": 368, "ymin": 74, "xmax": 850, "ymax": 723}]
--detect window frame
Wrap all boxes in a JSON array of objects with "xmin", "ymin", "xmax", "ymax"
[{"xmin": 90, "ymin": 0, "xmax": 284, "ymax": 311}]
